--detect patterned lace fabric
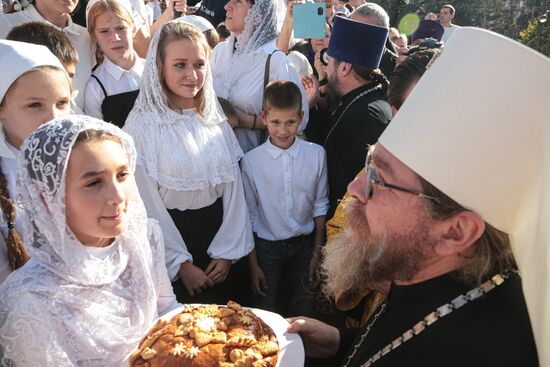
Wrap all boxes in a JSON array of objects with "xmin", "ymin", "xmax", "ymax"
[
  {"xmin": 222, "ymin": 0, "xmax": 283, "ymax": 104},
  {"xmin": 124, "ymin": 19, "xmax": 243, "ymax": 191},
  {"xmin": 0, "ymin": 115, "xmax": 161, "ymax": 366},
  {"xmin": 234, "ymin": 0, "xmax": 281, "ymax": 55}
]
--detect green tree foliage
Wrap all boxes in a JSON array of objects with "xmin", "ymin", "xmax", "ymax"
[
  {"xmin": 519, "ymin": 16, "xmax": 550, "ymax": 56},
  {"xmin": 372, "ymin": 0, "xmax": 549, "ymax": 45}
]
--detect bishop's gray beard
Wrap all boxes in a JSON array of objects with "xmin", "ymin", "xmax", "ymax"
[{"xmin": 321, "ymin": 198, "xmax": 434, "ymax": 301}]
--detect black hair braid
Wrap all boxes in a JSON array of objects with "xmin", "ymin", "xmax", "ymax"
[{"xmin": 368, "ymin": 69, "xmax": 389, "ymax": 95}]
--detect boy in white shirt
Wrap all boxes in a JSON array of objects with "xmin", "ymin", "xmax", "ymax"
[{"xmin": 242, "ymin": 80, "xmax": 329, "ymax": 317}]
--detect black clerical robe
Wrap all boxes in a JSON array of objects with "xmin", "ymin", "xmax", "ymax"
[
  {"xmin": 338, "ymin": 272, "xmax": 538, "ymax": 367},
  {"xmin": 324, "ymin": 85, "xmax": 392, "ymax": 219}
]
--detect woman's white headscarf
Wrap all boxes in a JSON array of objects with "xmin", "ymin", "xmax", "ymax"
[
  {"xmin": 0, "ymin": 115, "xmax": 159, "ymax": 366},
  {"xmin": 233, "ymin": 0, "xmax": 282, "ymax": 54},
  {"xmin": 216, "ymin": 0, "xmax": 284, "ymax": 107},
  {"xmin": 124, "ymin": 19, "xmax": 243, "ymax": 191}
]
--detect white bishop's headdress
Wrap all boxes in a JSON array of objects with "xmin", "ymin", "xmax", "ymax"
[{"xmin": 379, "ymin": 27, "xmax": 550, "ymax": 365}]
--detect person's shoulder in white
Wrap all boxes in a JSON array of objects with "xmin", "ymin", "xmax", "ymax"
[
  {"xmin": 131, "ymin": 54, "xmax": 146, "ymax": 75},
  {"xmin": 0, "ymin": 5, "xmax": 88, "ymax": 36},
  {"xmin": 83, "ymin": 79, "xmax": 104, "ymax": 119},
  {"xmin": 242, "ymin": 138, "xmax": 268, "ymax": 162},
  {"xmin": 442, "ymin": 24, "xmax": 460, "ymax": 42},
  {"xmin": 258, "ymin": 38, "xmax": 278, "ymax": 53},
  {"xmin": 0, "ymin": 5, "xmax": 36, "ymax": 37},
  {"xmin": 212, "ymin": 38, "xmax": 231, "ymax": 58},
  {"xmin": 301, "ymin": 139, "xmax": 325, "ymax": 153}
]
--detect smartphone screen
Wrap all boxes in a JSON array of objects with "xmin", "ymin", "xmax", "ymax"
[{"xmin": 293, "ymin": 3, "xmax": 326, "ymax": 39}]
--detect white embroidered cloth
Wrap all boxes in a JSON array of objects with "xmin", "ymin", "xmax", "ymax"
[
  {"xmin": 124, "ymin": 19, "xmax": 243, "ymax": 191},
  {"xmin": 0, "ymin": 115, "xmax": 177, "ymax": 366}
]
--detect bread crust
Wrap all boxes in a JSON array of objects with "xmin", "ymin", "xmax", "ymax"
[{"xmin": 130, "ymin": 302, "xmax": 279, "ymax": 367}]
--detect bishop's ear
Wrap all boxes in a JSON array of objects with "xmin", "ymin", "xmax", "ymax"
[{"xmin": 433, "ymin": 211, "xmax": 486, "ymax": 257}]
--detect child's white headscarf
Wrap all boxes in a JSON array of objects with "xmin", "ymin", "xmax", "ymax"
[
  {"xmin": 0, "ymin": 40, "xmax": 65, "ymax": 103},
  {"xmin": 0, "ymin": 115, "xmax": 159, "ymax": 366}
]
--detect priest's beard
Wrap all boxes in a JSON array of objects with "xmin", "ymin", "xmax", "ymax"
[
  {"xmin": 326, "ymin": 73, "xmax": 342, "ymax": 112},
  {"xmin": 321, "ymin": 198, "xmax": 435, "ymax": 300}
]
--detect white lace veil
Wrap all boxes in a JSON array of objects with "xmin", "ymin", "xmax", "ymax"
[
  {"xmin": 0, "ymin": 115, "xmax": 159, "ymax": 365},
  {"xmin": 124, "ymin": 19, "xmax": 243, "ymax": 191},
  {"xmin": 129, "ymin": 19, "xmax": 225, "ymax": 126},
  {"xmin": 218, "ymin": 0, "xmax": 285, "ymax": 118},
  {"xmin": 233, "ymin": 0, "xmax": 283, "ymax": 54}
]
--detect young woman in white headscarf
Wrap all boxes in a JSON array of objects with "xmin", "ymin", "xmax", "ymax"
[
  {"xmin": 0, "ymin": 115, "xmax": 179, "ymax": 366},
  {"xmin": 211, "ymin": 0, "xmax": 309, "ymax": 153},
  {"xmin": 124, "ymin": 20, "xmax": 254, "ymax": 305},
  {"xmin": 0, "ymin": 40, "xmax": 72, "ymax": 285}
]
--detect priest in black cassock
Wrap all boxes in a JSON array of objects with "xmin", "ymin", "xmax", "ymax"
[
  {"xmin": 288, "ymin": 27, "xmax": 550, "ymax": 366},
  {"xmin": 323, "ymin": 15, "xmax": 392, "ymax": 219}
]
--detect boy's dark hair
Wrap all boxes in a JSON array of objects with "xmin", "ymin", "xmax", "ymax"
[
  {"xmin": 262, "ymin": 80, "xmax": 302, "ymax": 113},
  {"xmin": 6, "ymin": 22, "xmax": 79, "ymax": 66},
  {"xmin": 216, "ymin": 22, "xmax": 230, "ymax": 40}
]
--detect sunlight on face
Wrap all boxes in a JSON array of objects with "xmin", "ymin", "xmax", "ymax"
[
  {"xmin": 65, "ymin": 139, "xmax": 131, "ymax": 248},
  {"xmin": 93, "ymin": 12, "xmax": 135, "ymax": 66},
  {"xmin": 162, "ymin": 38, "xmax": 207, "ymax": 110},
  {"xmin": 0, "ymin": 68, "xmax": 71, "ymax": 148},
  {"xmin": 263, "ymin": 107, "xmax": 303, "ymax": 150},
  {"xmin": 224, "ymin": 0, "xmax": 252, "ymax": 35}
]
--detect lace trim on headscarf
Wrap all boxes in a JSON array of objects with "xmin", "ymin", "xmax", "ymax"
[
  {"xmin": 0, "ymin": 115, "xmax": 160, "ymax": 365},
  {"xmin": 124, "ymin": 18, "xmax": 243, "ymax": 191},
  {"xmin": 234, "ymin": 0, "xmax": 282, "ymax": 54}
]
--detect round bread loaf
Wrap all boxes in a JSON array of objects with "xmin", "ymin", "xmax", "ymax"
[{"xmin": 130, "ymin": 301, "xmax": 279, "ymax": 367}]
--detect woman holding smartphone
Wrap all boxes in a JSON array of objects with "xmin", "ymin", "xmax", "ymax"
[{"xmin": 211, "ymin": 0, "xmax": 309, "ymax": 153}]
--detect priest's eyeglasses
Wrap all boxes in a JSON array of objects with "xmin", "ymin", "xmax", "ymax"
[{"xmin": 365, "ymin": 153, "xmax": 439, "ymax": 201}]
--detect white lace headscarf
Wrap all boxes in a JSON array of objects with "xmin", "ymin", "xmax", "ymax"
[
  {"xmin": 232, "ymin": 0, "xmax": 282, "ymax": 54},
  {"xmin": 124, "ymin": 19, "xmax": 243, "ymax": 191},
  {"xmin": 0, "ymin": 115, "xmax": 158, "ymax": 366},
  {"xmin": 220, "ymin": 0, "xmax": 284, "ymax": 104}
]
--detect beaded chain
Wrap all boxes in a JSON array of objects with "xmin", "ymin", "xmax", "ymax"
[
  {"xmin": 323, "ymin": 84, "xmax": 382, "ymax": 145},
  {"xmin": 342, "ymin": 273, "xmax": 509, "ymax": 367}
]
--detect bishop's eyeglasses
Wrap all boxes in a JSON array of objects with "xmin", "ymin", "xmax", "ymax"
[{"xmin": 364, "ymin": 152, "xmax": 439, "ymax": 201}]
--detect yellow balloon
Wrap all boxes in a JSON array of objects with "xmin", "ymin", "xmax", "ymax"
[{"xmin": 399, "ymin": 13, "xmax": 420, "ymax": 36}]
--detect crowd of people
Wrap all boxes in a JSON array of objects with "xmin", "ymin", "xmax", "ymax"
[{"xmin": 0, "ymin": 0, "xmax": 548, "ymax": 366}]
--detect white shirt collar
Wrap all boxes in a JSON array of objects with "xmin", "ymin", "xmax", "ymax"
[
  {"xmin": 265, "ymin": 137, "xmax": 300, "ymax": 159},
  {"xmin": 0, "ymin": 124, "xmax": 18, "ymax": 160},
  {"xmin": 102, "ymin": 53, "xmax": 144, "ymax": 81},
  {"xmin": 84, "ymin": 239, "xmax": 118, "ymax": 259},
  {"xmin": 26, "ymin": 5, "xmax": 82, "ymax": 36}
]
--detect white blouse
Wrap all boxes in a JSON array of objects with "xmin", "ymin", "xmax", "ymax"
[
  {"xmin": 241, "ymin": 138, "xmax": 329, "ymax": 241},
  {"xmin": 0, "ymin": 220, "xmax": 180, "ymax": 366},
  {"xmin": 132, "ymin": 113, "xmax": 254, "ymax": 281},
  {"xmin": 0, "ymin": 127, "xmax": 24, "ymax": 285},
  {"xmin": 211, "ymin": 39, "xmax": 310, "ymax": 153},
  {"xmin": 83, "ymin": 221, "xmax": 179, "ymax": 314},
  {"xmin": 83, "ymin": 54, "xmax": 145, "ymax": 120}
]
